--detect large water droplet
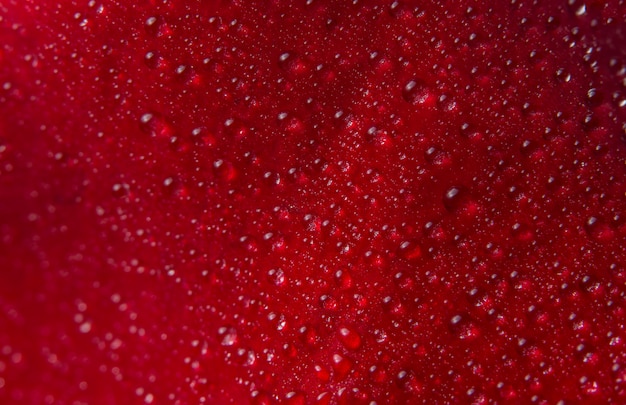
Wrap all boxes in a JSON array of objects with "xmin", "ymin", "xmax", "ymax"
[
  {"xmin": 338, "ymin": 326, "xmax": 362, "ymax": 350},
  {"xmin": 285, "ymin": 391, "xmax": 305, "ymax": 405},
  {"xmin": 278, "ymin": 51, "xmax": 308, "ymax": 75},
  {"xmin": 144, "ymin": 51, "xmax": 166, "ymax": 69},
  {"xmin": 139, "ymin": 112, "xmax": 172, "ymax": 138},
  {"xmin": 144, "ymin": 15, "xmax": 171, "ymax": 37},
  {"xmin": 314, "ymin": 364, "xmax": 330, "ymax": 382},
  {"xmin": 425, "ymin": 146, "xmax": 451, "ymax": 165},
  {"xmin": 585, "ymin": 216, "xmax": 614, "ymax": 241},
  {"xmin": 397, "ymin": 369, "xmax": 423, "ymax": 394},
  {"xmin": 331, "ymin": 353, "xmax": 352, "ymax": 379},
  {"xmin": 398, "ymin": 240, "xmax": 422, "ymax": 260},
  {"xmin": 449, "ymin": 314, "xmax": 480, "ymax": 340},
  {"xmin": 443, "ymin": 186, "xmax": 478, "ymax": 214}
]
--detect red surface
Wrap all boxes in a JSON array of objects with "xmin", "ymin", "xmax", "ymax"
[{"xmin": 1, "ymin": 1, "xmax": 626, "ymax": 404}]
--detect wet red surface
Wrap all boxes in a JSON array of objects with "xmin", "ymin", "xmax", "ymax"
[{"xmin": 1, "ymin": 1, "xmax": 626, "ymax": 404}]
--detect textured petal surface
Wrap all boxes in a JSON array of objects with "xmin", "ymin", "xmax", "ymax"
[{"xmin": 1, "ymin": 1, "xmax": 626, "ymax": 404}]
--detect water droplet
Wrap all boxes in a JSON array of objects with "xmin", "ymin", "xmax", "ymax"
[
  {"xmin": 396, "ymin": 369, "xmax": 423, "ymax": 394},
  {"xmin": 191, "ymin": 126, "xmax": 216, "ymax": 147},
  {"xmin": 145, "ymin": 15, "xmax": 171, "ymax": 37},
  {"xmin": 398, "ymin": 240, "xmax": 422, "ymax": 260},
  {"xmin": 545, "ymin": 15, "xmax": 560, "ymax": 31},
  {"xmin": 267, "ymin": 268, "xmax": 286, "ymax": 287},
  {"xmin": 331, "ymin": 353, "xmax": 352, "ymax": 379},
  {"xmin": 555, "ymin": 67, "xmax": 571, "ymax": 83},
  {"xmin": 575, "ymin": 342, "xmax": 599, "ymax": 365},
  {"xmin": 369, "ymin": 364, "xmax": 388, "ymax": 383},
  {"xmin": 139, "ymin": 112, "xmax": 172, "ymax": 138},
  {"xmin": 580, "ymin": 274, "xmax": 601, "ymax": 294},
  {"xmin": 437, "ymin": 94, "xmax": 457, "ymax": 112},
  {"xmin": 285, "ymin": 391, "xmax": 305, "ymax": 405},
  {"xmin": 79, "ymin": 321, "xmax": 92, "ymax": 333},
  {"xmin": 218, "ymin": 326, "xmax": 238, "ymax": 347},
  {"xmin": 314, "ymin": 364, "xmax": 330, "ymax": 382},
  {"xmin": 586, "ymin": 88, "xmax": 603, "ymax": 107},
  {"xmin": 251, "ymin": 391, "xmax": 272, "ymax": 405},
  {"xmin": 213, "ymin": 159, "xmax": 238, "ymax": 182},
  {"xmin": 338, "ymin": 326, "xmax": 362, "ymax": 350},
  {"xmin": 443, "ymin": 186, "xmax": 477, "ymax": 214},
  {"xmin": 334, "ymin": 269, "xmax": 352, "ymax": 288},
  {"xmin": 320, "ymin": 294, "xmax": 337, "ymax": 311},
  {"xmin": 299, "ymin": 325, "xmax": 320, "ymax": 347},
  {"xmin": 382, "ymin": 295, "xmax": 405, "ymax": 316},
  {"xmin": 449, "ymin": 314, "xmax": 480, "ymax": 340},
  {"xmin": 221, "ymin": 117, "xmax": 250, "ymax": 140},
  {"xmin": 174, "ymin": 64, "xmax": 199, "ymax": 85},
  {"xmin": 278, "ymin": 51, "xmax": 308, "ymax": 75},
  {"xmin": 424, "ymin": 145, "xmax": 451, "ymax": 165},
  {"xmin": 112, "ymin": 183, "xmax": 130, "ymax": 198},
  {"xmin": 581, "ymin": 379, "xmax": 601, "ymax": 396},
  {"xmin": 511, "ymin": 221, "xmax": 534, "ymax": 241},
  {"xmin": 585, "ymin": 216, "xmax": 614, "ymax": 241},
  {"xmin": 315, "ymin": 392, "xmax": 331, "ymax": 405},
  {"xmin": 520, "ymin": 139, "xmax": 539, "ymax": 156},
  {"xmin": 144, "ymin": 51, "xmax": 165, "ymax": 69},
  {"xmin": 402, "ymin": 79, "xmax": 433, "ymax": 106},
  {"xmin": 467, "ymin": 288, "xmax": 493, "ymax": 311}
]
